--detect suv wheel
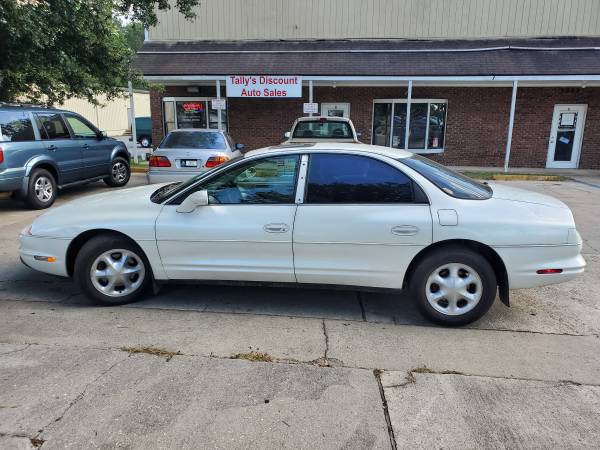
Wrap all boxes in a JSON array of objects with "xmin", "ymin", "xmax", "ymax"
[
  {"xmin": 410, "ymin": 247, "xmax": 497, "ymax": 326},
  {"xmin": 104, "ymin": 157, "xmax": 130, "ymax": 187},
  {"xmin": 26, "ymin": 168, "xmax": 57, "ymax": 209},
  {"xmin": 74, "ymin": 235, "xmax": 151, "ymax": 305}
]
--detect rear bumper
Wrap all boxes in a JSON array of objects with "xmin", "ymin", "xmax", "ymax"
[
  {"xmin": 147, "ymin": 169, "xmax": 207, "ymax": 184},
  {"xmin": 0, "ymin": 168, "xmax": 26, "ymax": 192},
  {"xmin": 495, "ymin": 243, "xmax": 586, "ymax": 289}
]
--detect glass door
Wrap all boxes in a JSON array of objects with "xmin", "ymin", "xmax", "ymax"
[{"xmin": 546, "ymin": 104, "xmax": 587, "ymax": 169}]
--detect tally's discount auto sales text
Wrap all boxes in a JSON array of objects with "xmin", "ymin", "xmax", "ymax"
[{"xmin": 226, "ymin": 76, "xmax": 302, "ymax": 98}]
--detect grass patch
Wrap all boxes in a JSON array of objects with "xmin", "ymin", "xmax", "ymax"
[
  {"xmin": 120, "ymin": 346, "xmax": 181, "ymax": 361},
  {"xmin": 231, "ymin": 351, "xmax": 273, "ymax": 362},
  {"xmin": 461, "ymin": 171, "xmax": 569, "ymax": 181}
]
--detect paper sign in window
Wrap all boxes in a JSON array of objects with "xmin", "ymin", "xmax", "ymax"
[{"xmin": 559, "ymin": 113, "xmax": 576, "ymax": 128}]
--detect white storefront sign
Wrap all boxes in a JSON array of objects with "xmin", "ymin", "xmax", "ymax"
[
  {"xmin": 226, "ymin": 75, "xmax": 302, "ymax": 98},
  {"xmin": 303, "ymin": 102, "xmax": 319, "ymax": 114},
  {"xmin": 211, "ymin": 98, "xmax": 226, "ymax": 110}
]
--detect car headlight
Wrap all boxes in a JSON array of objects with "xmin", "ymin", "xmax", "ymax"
[{"xmin": 22, "ymin": 225, "xmax": 33, "ymax": 236}]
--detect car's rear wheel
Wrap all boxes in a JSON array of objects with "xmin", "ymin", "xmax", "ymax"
[
  {"xmin": 26, "ymin": 168, "xmax": 57, "ymax": 209},
  {"xmin": 74, "ymin": 235, "xmax": 150, "ymax": 305},
  {"xmin": 410, "ymin": 247, "xmax": 497, "ymax": 326},
  {"xmin": 104, "ymin": 157, "xmax": 130, "ymax": 187},
  {"xmin": 140, "ymin": 136, "xmax": 151, "ymax": 148}
]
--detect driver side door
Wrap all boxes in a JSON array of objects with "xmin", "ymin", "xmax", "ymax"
[{"xmin": 155, "ymin": 154, "xmax": 300, "ymax": 282}]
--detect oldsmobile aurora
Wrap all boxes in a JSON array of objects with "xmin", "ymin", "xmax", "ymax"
[{"xmin": 19, "ymin": 143, "xmax": 585, "ymax": 325}]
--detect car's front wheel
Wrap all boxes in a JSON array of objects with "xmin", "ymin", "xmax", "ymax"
[
  {"xmin": 104, "ymin": 157, "xmax": 130, "ymax": 187},
  {"xmin": 74, "ymin": 235, "xmax": 151, "ymax": 305},
  {"xmin": 410, "ymin": 247, "xmax": 497, "ymax": 326},
  {"xmin": 26, "ymin": 168, "xmax": 57, "ymax": 209}
]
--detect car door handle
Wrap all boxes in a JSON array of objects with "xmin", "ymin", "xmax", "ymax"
[
  {"xmin": 263, "ymin": 223, "xmax": 289, "ymax": 233},
  {"xmin": 83, "ymin": 143, "xmax": 89, "ymax": 149},
  {"xmin": 391, "ymin": 225, "xmax": 419, "ymax": 236},
  {"xmin": 47, "ymin": 145, "xmax": 57, "ymax": 152}
]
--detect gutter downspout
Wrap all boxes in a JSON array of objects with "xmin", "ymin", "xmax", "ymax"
[{"xmin": 504, "ymin": 80, "xmax": 519, "ymax": 172}]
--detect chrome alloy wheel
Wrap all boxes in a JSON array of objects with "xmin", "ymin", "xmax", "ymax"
[
  {"xmin": 112, "ymin": 161, "xmax": 127, "ymax": 183},
  {"xmin": 90, "ymin": 249, "xmax": 145, "ymax": 297},
  {"xmin": 34, "ymin": 176, "xmax": 53, "ymax": 202},
  {"xmin": 425, "ymin": 263, "xmax": 483, "ymax": 316}
]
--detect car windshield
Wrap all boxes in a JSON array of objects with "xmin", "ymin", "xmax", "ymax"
[
  {"xmin": 160, "ymin": 131, "xmax": 227, "ymax": 149},
  {"xmin": 150, "ymin": 155, "xmax": 244, "ymax": 203},
  {"xmin": 400, "ymin": 155, "xmax": 493, "ymax": 200},
  {"xmin": 292, "ymin": 120, "xmax": 353, "ymax": 139}
]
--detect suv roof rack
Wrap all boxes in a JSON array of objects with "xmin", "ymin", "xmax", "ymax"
[{"xmin": 0, "ymin": 102, "xmax": 47, "ymax": 108}]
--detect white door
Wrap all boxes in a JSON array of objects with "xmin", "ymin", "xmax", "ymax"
[
  {"xmin": 546, "ymin": 104, "xmax": 587, "ymax": 169},
  {"xmin": 321, "ymin": 103, "xmax": 350, "ymax": 118},
  {"xmin": 293, "ymin": 153, "xmax": 432, "ymax": 289},
  {"xmin": 155, "ymin": 154, "xmax": 301, "ymax": 282}
]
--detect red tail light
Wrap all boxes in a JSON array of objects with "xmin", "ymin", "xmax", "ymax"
[
  {"xmin": 0, "ymin": 147, "xmax": 4, "ymax": 164},
  {"xmin": 536, "ymin": 269, "xmax": 563, "ymax": 274},
  {"xmin": 148, "ymin": 155, "xmax": 171, "ymax": 167},
  {"xmin": 205, "ymin": 155, "xmax": 229, "ymax": 168}
]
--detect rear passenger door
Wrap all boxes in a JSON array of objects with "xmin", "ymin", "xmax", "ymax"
[
  {"xmin": 293, "ymin": 153, "xmax": 433, "ymax": 289},
  {"xmin": 34, "ymin": 113, "xmax": 81, "ymax": 184},
  {"xmin": 63, "ymin": 113, "xmax": 111, "ymax": 178}
]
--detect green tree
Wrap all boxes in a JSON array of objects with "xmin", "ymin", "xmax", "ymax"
[{"xmin": 0, "ymin": 0, "xmax": 199, "ymax": 105}]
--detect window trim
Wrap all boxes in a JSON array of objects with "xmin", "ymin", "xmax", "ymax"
[
  {"xmin": 167, "ymin": 153, "xmax": 302, "ymax": 206},
  {"xmin": 302, "ymin": 152, "xmax": 429, "ymax": 205},
  {"xmin": 372, "ymin": 98, "xmax": 448, "ymax": 154},
  {"xmin": 162, "ymin": 97, "xmax": 229, "ymax": 134}
]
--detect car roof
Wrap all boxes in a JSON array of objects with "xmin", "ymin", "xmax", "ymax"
[
  {"xmin": 168, "ymin": 128, "xmax": 225, "ymax": 133},
  {"xmin": 294, "ymin": 116, "xmax": 351, "ymax": 123},
  {"xmin": 244, "ymin": 142, "xmax": 413, "ymax": 159},
  {"xmin": 0, "ymin": 104, "xmax": 69, "ymax": 113}
]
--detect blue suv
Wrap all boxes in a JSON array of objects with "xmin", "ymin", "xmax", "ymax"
[{"xmin": 0, "ymin": 105, "xmax": 131, "ymax": 209}]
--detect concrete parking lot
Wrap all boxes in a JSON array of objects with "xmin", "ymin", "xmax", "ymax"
[{"xmin": 1, "ymin": 174, "xmax": 599, "ymax": 449}]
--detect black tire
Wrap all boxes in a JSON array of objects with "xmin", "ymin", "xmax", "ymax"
[
  {"xmin": 26, "ymin": 168, "xmax": 57, "ymax": 209},
  {"xmin": 140, "ymin": 136, "xmax": 151, "ymax": 148},
  {"xmin": 74, "ymin": 234, "xmax": 151, "ymax": 305},
  {"xmin": 410, "ymin": 247, "xmax": 497, "ymax": 326},
  {"xmin": 104, "ymin": 156, "xmax": 130, "ymax": 187}
]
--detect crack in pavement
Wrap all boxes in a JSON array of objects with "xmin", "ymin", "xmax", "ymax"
[
  {"xmin": 33, "ymin": 356, "xmax": 129, "ymax": 446},
  {"xmin": 0, "ymin": 344, "xmax": 31, "ymax": 356},
  {"xmin": 373, "ymin": 369, "xmax": 397, "ymax": 450}
]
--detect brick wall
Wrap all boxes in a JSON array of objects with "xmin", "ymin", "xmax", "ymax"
[{"xmin": 149, "ymin": 85, "xmax": 600, "ymax": 169}]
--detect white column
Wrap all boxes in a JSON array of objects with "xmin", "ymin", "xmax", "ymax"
[
  {"xmin": 404, "ymin": 80, "xmax": 412, "ymax": 150},
  {"xmin": 128, "ymin": 80, "xmax": 138, "ymax": 163},
  {"xmin": 308, "ymin": 80, "xmax": 314, "ymax": 116},
  {"xmin": 216, "ymin": 79, "xmax": 222, "ymax": 130},
  {"xmin": 504, "ymin": 80, "xmax": 519, "ymax": 172}
]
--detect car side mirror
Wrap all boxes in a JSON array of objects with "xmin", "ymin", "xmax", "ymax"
[
  {"xmin": 284, "ymin": 131, "xmax": 291, "ymax": 139},
  {"xmin": 176, "ymin": 190, "xmax": 209, "ymax": 213},
  {"xmin": 96, "ymin": 130, "xmax": 107, "ymax": 140},
  {"xmin": 235, "ymin": 143, "xmax": 245, "ymax": 150}
]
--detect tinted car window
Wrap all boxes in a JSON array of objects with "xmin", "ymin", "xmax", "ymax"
[
  {"xmin": 292, "ymin": 121, "xmax": 353, "ymax": 139},
  {"xmin": 64, "ymin": 114, "xmax": 97, "ymax": 138},
  {"xmin": 35, "ymin": 114, "xmax": 70, "ymax": 140},
  {"xmin": 306, "ymin": 154, "xmax": 415, "ymax": 203},
  {"xmin": 0, "ymin": 111, "xmax": 35, "ymax": 142},
  {"xmin": 160, "ymin": 131, "xmax": 226, "ymax": 150},
  {"xmin": 401, "ymin": 155, "xmax": 492, "ymax": 200},
  {"xmin": 201, "ymin": 155, "xmax": 300, "ymax": 204}
]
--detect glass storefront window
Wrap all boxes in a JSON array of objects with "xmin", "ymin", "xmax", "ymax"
[
  {"xmin": 373, "ymin": 99, "xmax": 447, "ymax": 153},
  {"xmin": 163, "ymin": 98, "xmax": 228, "ymax": 134}
]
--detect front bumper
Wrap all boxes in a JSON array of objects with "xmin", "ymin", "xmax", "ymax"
[
  {"xmin": 19, "ymin": 234, "xmax": 70, "ymax": 277},
  {"xmin": 147, "ymin": 169, "xmax": 207, "ymax": 184},
  {"xmin": 496, "ymin": 243, "xmax": 586, "ymax": 289}
]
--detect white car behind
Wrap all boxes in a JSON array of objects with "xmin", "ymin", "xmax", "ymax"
[
  {"xmin": 20, "ymin": 142, "xmax": 585, "ymax": 326},
  {"xmin": 147, "ymin": 129, "xmax": 244, "ymax": 184}
]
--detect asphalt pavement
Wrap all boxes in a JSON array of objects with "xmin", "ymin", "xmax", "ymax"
[{"xmin": 1, "ymin": 174, "xmax": 599, "ymax": 449}]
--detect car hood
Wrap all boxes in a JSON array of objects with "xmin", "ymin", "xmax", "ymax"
[
  {"xmin": 488, "ymin": 183, "xmax": 568, "ymax": 209},
  {"xmin": 30, "ymin": 184, "xmax": 163, "ymax": 239}
]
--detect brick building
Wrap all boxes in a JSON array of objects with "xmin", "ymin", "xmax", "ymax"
[{"xmin": 134, "ymin": 0, "xmax": 600, "ymax": 169}]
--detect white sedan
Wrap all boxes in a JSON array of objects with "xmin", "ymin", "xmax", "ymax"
[{"xmin": 19, "ymin": 143, "xmax": 585, "ymax": 326}]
